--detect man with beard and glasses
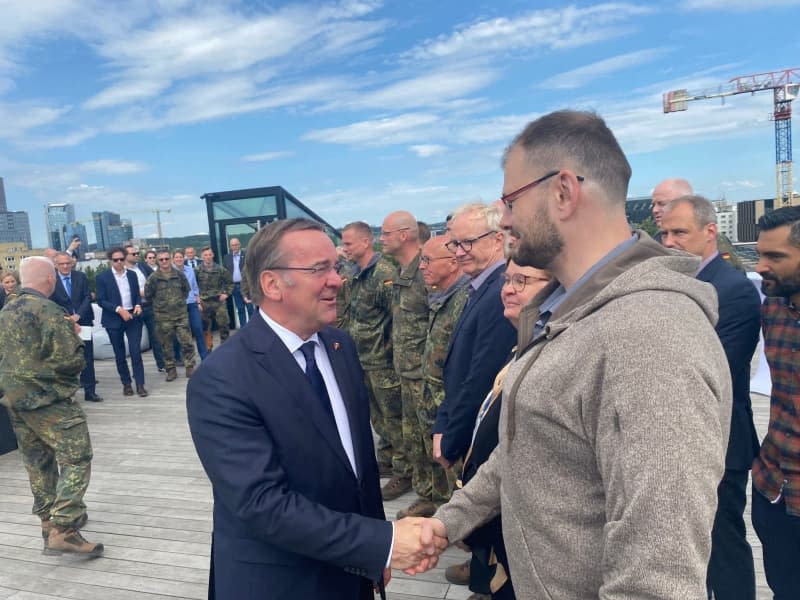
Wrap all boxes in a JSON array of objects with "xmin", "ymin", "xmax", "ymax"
[
  {"xmin": 752, "ymin": 205, "xmax": 800, "ymax": 599},
  {"xmin": 410, "ymin": 110, "xmax": 732, "ymax": 599}
]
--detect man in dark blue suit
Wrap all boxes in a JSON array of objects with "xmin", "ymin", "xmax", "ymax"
[
  {"xmin": 96, "ymin": 247, "xmax": 147, "ymax": 397},
  {"xmin": 433, "ymin": 203, "xmax": 516, "ymax": 467},
  {"xmin": 187, "ymin": 219, "xmax": 447, "ymax": 600},
  {"xmin": 50, "ymin": 252, "xmax": 102, "ymax": 402},
  {"xmin": 661, "ymin": 195, "xmax": 761, "ymax": 600}
]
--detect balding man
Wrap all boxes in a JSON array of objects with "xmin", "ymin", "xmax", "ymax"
[
  {"xmin": 379, "ymin": 211, "xmax": 428, "ymax": 502},
  {"xmin": 651, "ymin": 177, "xmax": 693, "ymax": 228},
  {"xmin": 661, "ymin": 196, "xmax": 761, "ymax": 600},
  {"xmin": 420, "ymin": 110, "xmax": 731, "ymax": 598},
  {"xmin": 398, "ymin": 236, "xmax": 470, "ymax": 519},
  {"xmin": 0, "ymin": 256, "xmax": 103, "ymax": 556}
]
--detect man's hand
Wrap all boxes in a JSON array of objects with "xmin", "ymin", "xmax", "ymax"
[
  {"xmin": 132, "ymin": 305, "xmax": 142, "ymax": 316},
  {"xmin": 69, "ymin": 314, "xmax": 80, "ymax": 323},
  {"xmin": 118, "ymin": 307, "xmax": 133, "ymax": 321},
  {"xmin": 401, "ymin": 518, "xmax": 449, "ymax": 575},
  {"xmin": 432, "ymin": 434, "xmax": 452, "ymax": 469},
  {"xmin": 391, "ymin": 517, "xmax": 448, "ymax": 572},
  {"xmin": 219, "ymin": 293, "xmax": 228, "ymax": 302}
]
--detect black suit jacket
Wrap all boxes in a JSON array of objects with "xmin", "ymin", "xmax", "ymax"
[
  {"xmin": 51, "ymin": 270, "xmax": 93, "ymax": 326},
  {"xmin": 698, "ymin": 254, "xmax": 761, "ymax": 470},
  {"xmin": 434, "ymin": 264, "xmax": 516, "ymax": 462},
  {"xmin": 187, "ymin": 314, "xmax": 392, "ymax": 600},
  {"xmin": 95, "ymin": 269, "xmax": 142, "ymax": 330},
  {"xmin": 222, "ymin": 251, "xmax": 245, "ymax": 280}
]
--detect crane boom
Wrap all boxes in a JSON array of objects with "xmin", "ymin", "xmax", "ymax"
[{"xmin": 663, "ymin": 68, "xmax": 800, "ymax": 206}]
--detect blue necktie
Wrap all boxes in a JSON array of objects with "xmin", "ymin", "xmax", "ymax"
[
  {"xmin": 63, "ymin": 276, "xmax": 72, "ymax": 296},
  {"xmin": 299, "ymin": 341, "xmax": 335, "ymax": 421}
]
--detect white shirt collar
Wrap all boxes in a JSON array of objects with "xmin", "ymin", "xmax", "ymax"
[{"xmin": 259, "ymin": 308, "xmax": 320, "ymax": 354}]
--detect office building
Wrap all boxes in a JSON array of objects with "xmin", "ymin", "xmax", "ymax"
[{"xmin": 46, "ymin": 203, "xmax": 76, "ymax": 251}]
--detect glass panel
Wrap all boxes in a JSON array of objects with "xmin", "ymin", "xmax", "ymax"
[
  {"xmin": 222, "ymin": 222, "xmax": 261, "ymax": 253},
  {"xmin": 213, "ymin": 196, "xmax": 277, "ymax": 220}
]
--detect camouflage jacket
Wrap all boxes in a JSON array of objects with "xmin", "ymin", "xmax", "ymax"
[
  {"xmin": 422, "ymin": 275, "xmax": 471, "ymax": 387},
  {"xmin": 145, "ymin": 268, "xmax": 190, "ymax": 316},
  {"xmin": 0, "ymin": 289, "xmax": 85, "ymax": 411},
  {"xmin": 391, "ymin": 251, "xmax": 429, "ymax": 379},
  {"xmin": 343, "ymin": 253, "xmax": 395, "ymax": 371},
  {"xmin": 335, "ymin": 260, "xmax": 357, "ymax": 330},
  {"xmin": 196, "ymin": 262, "xmax": 234, "ymax": 303}
]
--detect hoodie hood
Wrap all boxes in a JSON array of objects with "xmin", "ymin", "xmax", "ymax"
[{"xmin": 517, "ymin": 232, "xmax": 718, "ymax": 355}]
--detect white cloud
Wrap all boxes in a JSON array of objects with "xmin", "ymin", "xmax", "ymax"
[
  {"xmin": 540, "ymin": 48, "xmax": 670, "ymax": 90},
  {"xmin": 79, "ymin": 159, "xmax": 147, "ymax": 175},
  {"xmin": 304, "ymin": 113, "xmax": 441, "ymax": 145},
  {"xmin": 717, "ymin": 179, "xmax": 763, "ymax": 189},
  {"xmin": 682, "ymin": 0, "xmax": 800, "ymax": 10},
  {"xmin": 0, "ymin": 102, "xmax": 70, "ymax": 139},
  {"xmin": 410, "ymin": 144, "xmax": 447, "ymax": 157},
  {"xmin": 408, "ymin": 4, "xmax": 652, "ymax": 61},
  {"xmin": 20, "ymin": 128, "xmax": 99, "ymax": 150},
  {"xmin": 241, "ymin": 151, "xmax": 294, "ymax": 162}
]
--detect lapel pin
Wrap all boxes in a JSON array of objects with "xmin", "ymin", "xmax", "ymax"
[{"xmin": 333, "ymin": 342, "xmax": 341, "ymax": 351}]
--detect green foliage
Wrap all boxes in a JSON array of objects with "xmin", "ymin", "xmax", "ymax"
[
  {"xmin": 83, "ymin": 264, "xmax": 109, "ymax": 294},
  {"xmin": 637, "ymin": 216, "xmax": 660, "ymax": 238}
]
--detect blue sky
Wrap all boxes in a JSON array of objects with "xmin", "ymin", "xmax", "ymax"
[{"xmin": 1, "ymin": 0, "xmax": 799, "ymax": 247}]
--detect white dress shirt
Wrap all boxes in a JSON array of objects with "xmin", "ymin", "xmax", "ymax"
[
  {"xmin": 113, "ymin": 269, "xmax": 134, "ymax": 310},
  {"xmin": 259, "ymin": 309, "xmax": 357, "ymax": 476}
]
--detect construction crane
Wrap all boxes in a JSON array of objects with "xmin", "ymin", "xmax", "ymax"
[
  {"xmin": 153, "ymin": 208, "xmax": 171, "ymax": 239},
  {"xmin": 663, "ymin": 68, "xmax": 800, "ymax": 207}
]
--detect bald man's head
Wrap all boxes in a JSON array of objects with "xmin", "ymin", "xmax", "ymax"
[
  {"xmin": 20, "ymin": 256, "xmax": 56, "ymax": 296},
  {"xmin": 651, "ymin": 178, "xmax": 693, "ymax": 226}
]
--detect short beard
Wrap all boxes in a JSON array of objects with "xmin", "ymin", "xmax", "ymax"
[
  {"xmin": 511, "ymin": 205, "xmax": 564, "ymax": 270},
  {"xmin": 761, "ymin": 272, "xmax": 800, "ymax": 298}
]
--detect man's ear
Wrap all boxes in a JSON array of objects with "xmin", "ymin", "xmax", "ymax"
[
  {"xmin": 260, "ymin": 270, "xmax": 282, "ymax": 301},
  {"xmin": 553, "ymin": 171, "xmax": 582, "ymax": 220}
]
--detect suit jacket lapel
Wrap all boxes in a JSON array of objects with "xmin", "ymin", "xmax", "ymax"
[
  {"xmin": 697, "ymin": 254, "xmax": 722, "ymax": 283},
  {"xmin": 319, "ymin": 330, "xmax": 363, "ymax": 480},
  {"xmin": 247, "ymin": 318, "xmax": 357, "ymax": 479}
]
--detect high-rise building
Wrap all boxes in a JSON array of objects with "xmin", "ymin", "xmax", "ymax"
[
  {"xmin": 45, "ymin": 203, "xmax": 76, "ymax": 251},
  {"xmin": 0, "ymin": 178, "xmax": 32, "ymax": 248},
  {"xmin": 713, "ymin": 200, "xmax": 738, "ymax": 243},
  {"xmin": 93, "ymin": 211, "xmax": 133, "ymax": 250},
  {"xmin": 0, "ymin": 177, "xmax": 7, "ymax": 212}
]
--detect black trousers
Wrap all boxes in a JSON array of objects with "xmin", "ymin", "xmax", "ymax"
[
  {"xmin": 707, "ymin": 469, "xmax": 755, "ymax": 599},
  {"xmin": 752, "ymin": 484, "xmax": 800, "ymax": 600},
  {"xmin": 79, "ymin": 340, "xmax": 97, "ymax": 396}
]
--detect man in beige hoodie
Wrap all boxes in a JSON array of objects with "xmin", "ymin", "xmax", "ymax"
[{"xmin": 411, "ymin": 111, "xmax": 732, "ymax": 599}]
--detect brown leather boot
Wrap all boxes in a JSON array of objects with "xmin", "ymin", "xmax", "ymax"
[
  {"xmin": 166, "ymin": 367, "xmax": 178, "ymax": 381},
  {"xmin": 380, "ymin": 476, "xmax": 412, "ymax": 501},
  {"xmin": 41, "ymin": 513, "xmax": 89, "ymax": 553},
  {"xmin": 47, "ymin": 526, "xmax": 104, "ymax": 556},
  {"xmin": 396, "ymin": 497, "xmax": 437, "ymax": 519},
  {"xmin": 445, "ymin": 559, "xmax": 470, "ymax": 585}
]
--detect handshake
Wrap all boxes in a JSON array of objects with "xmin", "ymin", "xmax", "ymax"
[{"xmin": 390, "ymin": 517, "xmax": 449, "ymax": 574}]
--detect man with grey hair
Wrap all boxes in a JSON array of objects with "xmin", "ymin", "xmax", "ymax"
[
  {"xmin": 0, "ymin": 256, "xmax": 103, "ymax": 556},
  {"xmin": 661, "ymin": 195, "xmax": 761, "ymax": 600},
  {"xmin": 415, "ymin": 110, "xmax": 732, "ymax": 599},
  {"xmin": 187, "ymin": 218, "xmax": 446, "ymax": 599},
  {"xmin": 651, "ymin": 177, "xmax": 693, "ymax": 228}
]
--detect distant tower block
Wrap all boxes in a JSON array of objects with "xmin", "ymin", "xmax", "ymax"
[{"xmin": 0, "ymin": 176, "xmax": 7, "ymax": 212}]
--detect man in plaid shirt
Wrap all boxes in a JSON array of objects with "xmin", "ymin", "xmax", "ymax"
[{"xmin": 753, "ymin": 205, "xmax": 800, "ymax": 598}]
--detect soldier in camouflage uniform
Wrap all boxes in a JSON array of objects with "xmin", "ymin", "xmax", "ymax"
[
  {"xmin": 340, "ymin": 222, "xmax": 405, "ymax": 480},
  {"xmin": 0, "ymin": 256, "xmax": 103, "ymax": 556},
  {"xmin": 145, "ymin": 250, "xmax": 195, "ymax": 381},
  {"xmin": 379, "ymin": 211, "xmax": 429, "ymax": 501},
  {"xmin": 196, "ymin": 247, "xmax": 234, "ymax": 347},
  {"xmin": 396, "ymin": 236, "xmax": 470, "ymax": 518}
]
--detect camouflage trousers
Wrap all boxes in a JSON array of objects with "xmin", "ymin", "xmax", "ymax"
[
  {"xmin": 155, "ymin": 313, "xmax": 195, "ymax": 369},
  {"xmin": 364, "ymin": 367, "xmax": 407, "ymax": 478},
  {"xmin": 399, "ymin": 376, "xmax": 431, "ymax": 496},
  {"xmin": 8, "ymin": 399, "xmax": 93, "ymax": 527},
  {"xmin": 201, "ymin": 300, "xmax": 230, "ymax": 342},
  {"xmin": 419, "ymin": 382, "xmax": 457, "ymax": 503}
]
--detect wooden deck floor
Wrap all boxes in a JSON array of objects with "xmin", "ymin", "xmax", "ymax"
[{"xmin": 0, "ymin": 349, "xmax": 774, "ymax": 599}]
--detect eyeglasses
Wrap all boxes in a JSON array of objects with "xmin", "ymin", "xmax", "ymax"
[
  {"xmin": 502, "ymin": 272, "xmax": 550, "ymax": 293},
  {"xmin": 445, "ymin": 230, "xmax": 497, "ymax": 254},
  {"xmin": 380, "ymin": 227, "xmax": 410, "ymax": 236},
  {"xmin": 420, "ymin": 255, "xmax": 453, "ymax": 265},
  {"xmin": 267, "ymin": 262, "xmax": 338, "ymax": 277},
  {"xmin": 500, "ymin": 171, "xmax": 584, "ymax": 212},
  {"xmin": 111, "ymin": 258, "xmax": 126, "ymax": 263},
  {"xmin": 146, "ymin": 255, "xmax": 156, "ymax": 260},
  {"xmin": 128, "ymin": 252, "xmax": 139, "ymax": 256},
  {"xmin": 157, "ymin": 258, "xmax": 171, "ymax": 262}
]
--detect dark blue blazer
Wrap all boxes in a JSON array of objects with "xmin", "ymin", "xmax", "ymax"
[
  {"xmin": 95, "ymin": 269, "xmax": 142, "ymax": 330},
  {"xmin": 186, "ymin": 314, "xmax": 392, "ymax": 600},
  {"xmin": 51, "ymin": 270, "xmax": 93, "ymax": 326},
  {"xmin": 698, "ymin": 254, "xmax": 761, "ymax": 470},
  {"xmin": 434, "ymin": 264, "xmax": 516, "ymax": 462}
]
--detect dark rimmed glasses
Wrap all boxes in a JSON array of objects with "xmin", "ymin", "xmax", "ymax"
[
  {"xmin": 500, "ymin": 171, "xmax": 584, "ymax": 211},
  {"xmin": 445, "ymin": 230, "xmax": 497, "ymax": 254},
  {"xmin": 111, "ymin": 258, "xmax": 126, "ymax": 263},
  {"xmin": 502, "ymin": 272, "xmax": 550, "ymax": 293}
]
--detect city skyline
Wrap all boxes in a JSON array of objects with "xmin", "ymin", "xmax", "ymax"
[{"xmin": 1, "ymin": 1, "xmax": 799, "ymax": 248}]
